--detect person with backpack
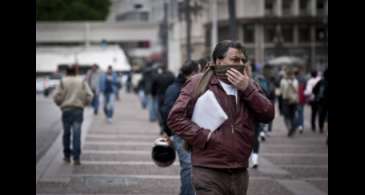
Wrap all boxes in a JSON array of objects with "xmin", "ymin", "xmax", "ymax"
[
  {"xmin": 295, "ymin": 66, "xmax": 307, "ymax": 133},
  {"xmin": 53, "ymin": 65, "xmax": 93, "ymax": 165},
  {"xmin": 304, "ymin": 70, "xmax": 321, "ymax": 132},
  {"xmin": 160, "ymin": 60, "xmax": 200, "ymax": 195},
  {"xmin": 167, "ymin": 40, "xmax": 274, "ymax": 195},
  {"xmin": 313, "ymin": 68, "xmax": 328, "ymax": 134},
  {"xmin": 250, "ymin": 65, "xmax": 275, "ymax": 169},
  {"xmin": 280, "ymin": 68, "xmax": 299, "ymax": 137}
]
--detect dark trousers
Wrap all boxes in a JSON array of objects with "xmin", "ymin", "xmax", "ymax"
[
  {"xmin": 310, "ymin": 101, "xmax": 319, "ymax": 131},
  {"xmin": 252, "ymin": 123, "xmax": 263, "ymax": 153},
  {"xmin": 192, "ymin": 166, "xmax": 249, "ymax": 195},
  {"xmin": 318, "ymin": 102, "xmax": 328, "ymax": 133},
  {"xmin": 62, "ymin": 108, "xmax": 83, "ymax": 160},
  {"xmin": 283, "ymin": 101, "xmax": 297, "ymax": 135}
]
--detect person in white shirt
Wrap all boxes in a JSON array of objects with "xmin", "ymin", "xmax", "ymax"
[
  {"xmin": 304, "ymin": 70, "xmax": 321, "ymax": 131},
  {"xmin": 280, "ymin": 68, "xmax": 299, "ymax": 137}
]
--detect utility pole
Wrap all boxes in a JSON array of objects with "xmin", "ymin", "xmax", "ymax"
[
  {"xmin": 185, "ymin": 0, "xmax": 192, "ymax": 61},
  {"xmin": 211, "ymin": 0, "xmax": 218, "ymax": 53},
  {"xmin": 163, "ymin": 2, "xmax": 169, "ymax": 67},
  {"xmin": 228, "ymin": 0, "xmax": 237, "ymax": 40}
]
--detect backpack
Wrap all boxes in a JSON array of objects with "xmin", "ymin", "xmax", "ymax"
[
  {"xmin": 298, "ymin": 83, "xmax": 306, "ymax": 104},
  {"xmin": 315, "ymin": 80, "xmax": 327, "ymax": 102},
  {"xmin": 284, "ymin": 81, "xmax": 299, "ymax": 104}
]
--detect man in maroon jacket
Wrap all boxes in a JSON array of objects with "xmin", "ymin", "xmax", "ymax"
[{"xmin": 167, "ymin": 40, "xmax": 275, "ymax": 195}]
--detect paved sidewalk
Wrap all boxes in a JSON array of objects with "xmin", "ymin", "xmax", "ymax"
[{"xmin": 36, "ymin": 91, "xmax": 328, "ymax": 195}]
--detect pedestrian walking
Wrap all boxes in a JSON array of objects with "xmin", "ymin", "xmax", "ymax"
[
  {"xmin": 167, "ymin": 40, "xmax": 275, "ymax": 195},
  {"xmin": 280, "ymin": 68, "xmax": 299, "ymax": 137},
  {"xmin": 100, "ymin": 65, "xmax": 119, "ymax": 124},
  {"xmin": 85, "ymin": 64, "xmax": 102, "ymax": 115},
  {"xmin": 53, "ymin": 65, "xmax": 93, "ymax": 165},
  {"xmin": 304, "ymin": 70, "xmax": 321, "ymax": 132},
  {"xmin": 161, "ymin": 60, "xmax": 200, "ymax": 195}
]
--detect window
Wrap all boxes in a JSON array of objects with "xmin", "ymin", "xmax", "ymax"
[
  {"xmin": 264, "ymin": 25, "xmax": 276, "ymax": 43},
  {"xmin": 299, "ymin": 0, "xmax": 310, "ymax": 15},
  {"xmin": 265, "ymin": 0, "xmax": 276, "ymax": 16},
  {"xmin": 298, "ymin": 25, "xmax": 310, "ymax": 43},
  {"xmin": 243, "ymin": 24, "xmax": 255, "ymax": 43},
  {"xmin": 282, "ymin": 25, "xmax": 294, "ymax": 43},
  {"xmin": 316, "ymin": 27, "xmax": 326, "ymax": 42},
  {"xmin": 282, "ymin": 0, "xmax": 293, "ymax": 16},
  {"xmin": 317, "ymin": 0, "xmax": 326, "ymax": 16},
  {"xmin": 116, "ymin": 11, "xmax": 149, "ymax": 21}
]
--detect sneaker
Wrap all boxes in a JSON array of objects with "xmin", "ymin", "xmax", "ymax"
[
  {"xmin": 107, "ymin": 118, "xmax": 112, "ymax": 124},
  {"xmin": 297, "ymin": 126, "xmax": 303, "ymax": 134},
  {"xmin": 73, "ymin": 160, "xmax": 81, "ymax": 166},
  {"xmin": 252, "ymin": 164, "xmax": 258, "ymax": 169}
]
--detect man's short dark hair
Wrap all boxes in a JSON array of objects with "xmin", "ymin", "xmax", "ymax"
[
  {"xmin": 66, "ymin": 65, "xmax": 77, "ymax": 76},
  {"xmin": 198, "ymin": 57, "xmax": 210, "ymax": 70},
  {"xmin": 180, "ymin": 60, "xmax": 199, "ymax": 77},
  {"xmin": 212, "ymin": 40, "xmax": 247, "ymax": 64},
  {"xmin": 311, "ymin": 70, "xmax": 318, "ymax": 77}
]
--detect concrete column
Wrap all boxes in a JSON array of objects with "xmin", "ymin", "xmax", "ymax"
[
  {"xmin": 255, "ymin": 24, "xmax": 264, "ymax": 65},
  {"xmin": 211, "ymin": 0, "xmax": 218, "ymax": 54},
  {"xmin": 310, "ymin": 25, "xmax": 316, "ymax": 70},
  {"xmin": 311, "ymin": 0, "xmax": 317, "ymax": 16},
  {"xmin": 168, "ymin": 0, "xmax": 182, "ymax": 75},
  {"xmin": 277, "ymin": 0, "xmax": 282, "ymax": 16},
  {"xmin": 293, "ymin": 0, "xmax": 299, "ymax": 16},
  {"xmin": 325, "ymin": 0, "xmax": 328, "ymax": 15}
]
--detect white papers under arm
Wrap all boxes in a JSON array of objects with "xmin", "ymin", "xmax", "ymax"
[{"xmin": 191, "ymin": 90, "xmax": 228, "ymax": 132}]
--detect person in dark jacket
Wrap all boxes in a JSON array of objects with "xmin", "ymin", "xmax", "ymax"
[
  {"xmin": 167, "ymin": 40, "xmax": 275, "ymax": 195},
  {"xmin": 312, "ymin": 68, "xmax": 328, "ymax": 134},
  {"xmin": 151, "ymin": 64, "xmax": 175, "ymax": 134},
  {"xmin": 160, "ymin": 60, "xmax": 199, "ymax": 195}
]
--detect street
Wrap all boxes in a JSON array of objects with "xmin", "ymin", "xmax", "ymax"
[
  {"xmin": 36, "ymin": 94, "xmax": 62, "ymax": 163},
  {"xmin": 36, "ymin": 91, "xmax": 328, "ymax": 195}
]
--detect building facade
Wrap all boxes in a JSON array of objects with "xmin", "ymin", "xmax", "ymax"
[{"xmin": 173, "ymin": 0, "xmax": 328, "ymax": 72}]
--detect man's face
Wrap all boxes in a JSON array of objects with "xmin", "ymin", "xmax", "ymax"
[{"xmin": 216, "ymin": 48, "xmax": 246, "ymax": 66}]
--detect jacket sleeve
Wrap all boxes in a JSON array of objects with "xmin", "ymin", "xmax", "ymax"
[
  {"xmin": 167, "ymin": 78, "xmax": 211, "ymax": 149},
  {"xmin": 239, "ymin": 79, "xmax": 275, "ymax": 123}
]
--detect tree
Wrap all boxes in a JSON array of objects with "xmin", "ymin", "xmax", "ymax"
[{"xmin": 36, "ymin": 0, "xmax": 111, "ymax": 21}]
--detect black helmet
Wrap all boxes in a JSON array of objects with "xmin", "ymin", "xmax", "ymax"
[{"xmin": 152, "ymin": 137, "xmax": 176, "ymax": 167}]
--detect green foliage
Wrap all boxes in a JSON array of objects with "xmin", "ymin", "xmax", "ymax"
[{"xmin": 36, "ymin": 0, "xmax": 111, "ymax": 21}]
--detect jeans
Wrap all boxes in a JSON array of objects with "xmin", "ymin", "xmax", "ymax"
[
  {"xmin": 103, "ymin": 93, "xmax": 115, "ymax": 119},
  {"xmin": 295, "ymin": 105, "xmax": 304, "ymax": 129},
  {"xmin": 91, "ymin": 92, "xmax": 99, "ymax": 114},
  {"xmin": 138, "ymin": 90, "xmax": 147, "ymax": 109},
  {"xmin": 62, "ymin": 108, "xmax": 83, "ymax": 160},
  {"xmin": 173, "ymin": 135, "xmax": 195, "ymax": 195},
  {"xmin": 147, "ymin": 95, "xmax": 158, "ymax": 122}
]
